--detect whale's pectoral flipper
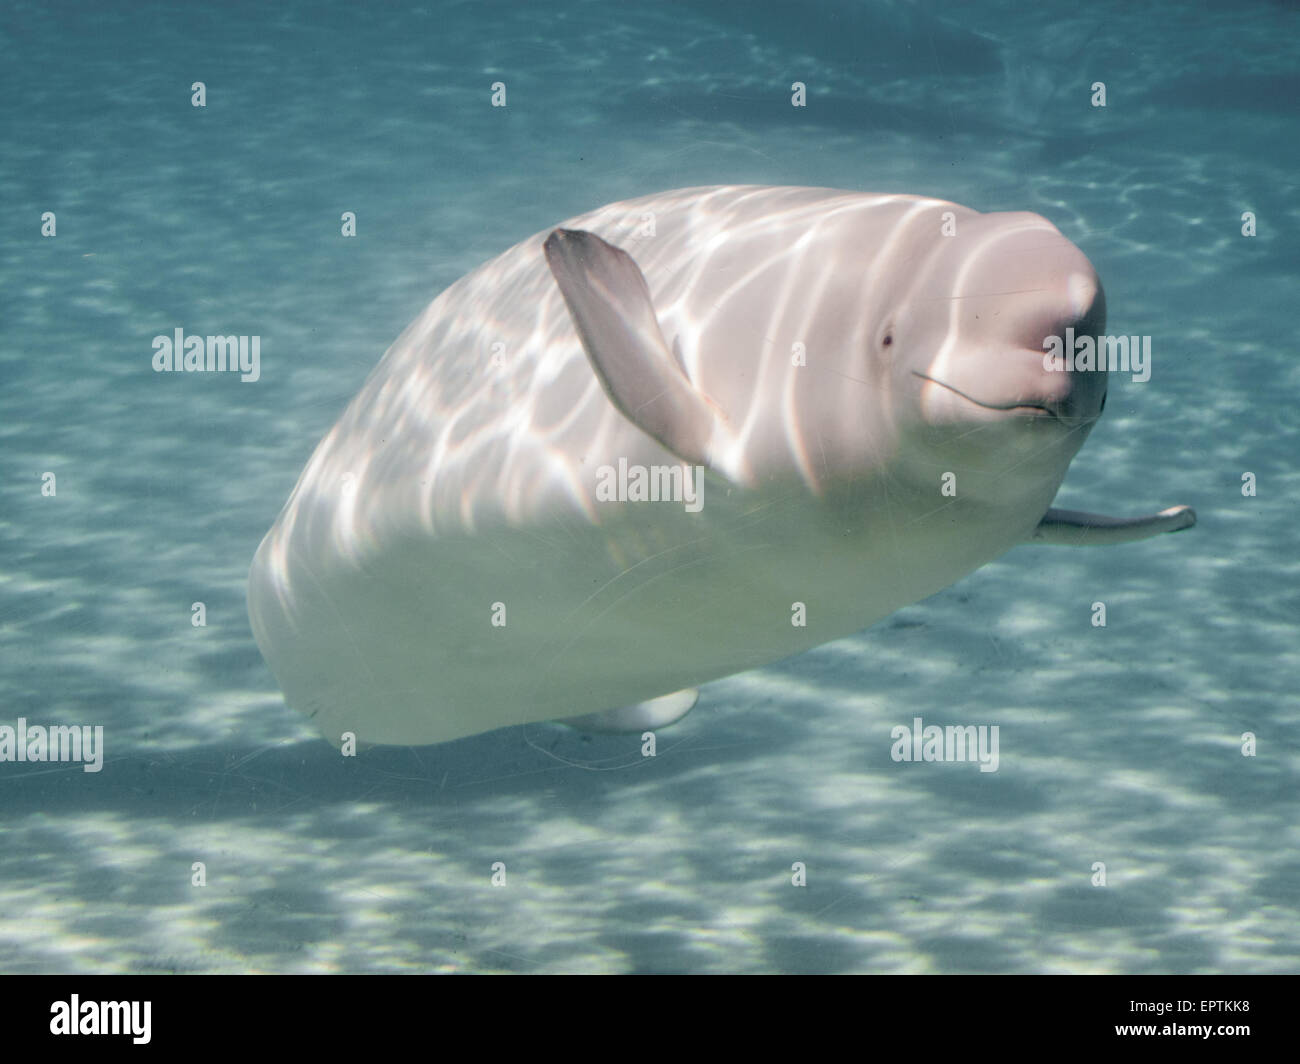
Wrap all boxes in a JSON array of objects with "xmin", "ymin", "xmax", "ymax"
[
  {"xmin": 1027, "ymin": 505, "xmax": 1196, "ymax": 546},
  {"xmin": 558, "ymin": 688, "xmax": 699, "ymax": 735},
  {"xmin": 543, "ymin": 228, "xmax": 739, "ymax": 478}
]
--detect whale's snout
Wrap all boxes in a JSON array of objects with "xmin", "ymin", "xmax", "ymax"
[
  {"xmin": 1035, "ymin": 274, "xmax": 1108, "ymax": 423},
  {"xmin": 908, "ymin": 213, "xmax": 1110, "ymax": 430}
]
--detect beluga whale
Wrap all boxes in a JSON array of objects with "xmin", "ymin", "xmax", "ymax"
[{"xmin": 247, "ymin": 185, "xmax": 1195, "ymax": 747}]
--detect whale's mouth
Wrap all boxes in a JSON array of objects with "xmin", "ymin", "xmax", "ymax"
[{"xmin": 911, "ymin": 371, "xmax": 1059, "ymax": 420}]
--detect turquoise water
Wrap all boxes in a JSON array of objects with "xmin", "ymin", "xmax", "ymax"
[{"xmin": 1, "ymin": 0, "xmax": 1296, "ymax": 972}]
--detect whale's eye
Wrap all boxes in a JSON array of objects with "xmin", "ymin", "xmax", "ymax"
[
  {"xmin": 1099, "ymin": 391, "xmax": 1107, "ymax": 414},
  {"xmin": 882, "ymin": 333, "xmax": 893, "ymax": 347}
]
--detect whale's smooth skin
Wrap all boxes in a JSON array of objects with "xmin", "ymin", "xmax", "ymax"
[{"xmin": 248, "ymin": 185, "xmax": 1195, "ymax": 747}]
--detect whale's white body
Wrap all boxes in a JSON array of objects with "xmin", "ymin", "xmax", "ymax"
[{"xmin": 248, "ymin": 185, "xmax": 1193, "ymax": 746}]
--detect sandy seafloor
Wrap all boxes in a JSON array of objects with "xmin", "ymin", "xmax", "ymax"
[{"xmin": 0, "ymin": 0, "xmax": 1296, "ymax": 973}]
